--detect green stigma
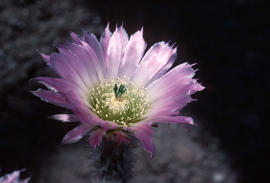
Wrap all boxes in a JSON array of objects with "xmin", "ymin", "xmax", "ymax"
[
  {"xmin": 113, "ymin": 84, "xmax": 127, "ymax": 100},
  {"xmin": 88, "ymin": 79, "xmax": 150, "ymax": 127}
]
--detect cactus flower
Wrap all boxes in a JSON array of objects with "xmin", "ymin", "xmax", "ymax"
[{"xmin": 32, "ymin": 24, "xmax": 204, "ymax": 157}]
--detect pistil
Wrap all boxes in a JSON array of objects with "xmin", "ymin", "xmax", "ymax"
[
  {"xmin": 113, "ymin": 84, "xmax": 127, "ymax": 100},
  {"xmin": 88, "ymin": 79, "xmax": 150, "ymax": 126}
]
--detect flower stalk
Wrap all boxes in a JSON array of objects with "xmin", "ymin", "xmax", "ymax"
[{"xmin": 91, "ymin": 135, "xmax": 136, "ymax": 183}]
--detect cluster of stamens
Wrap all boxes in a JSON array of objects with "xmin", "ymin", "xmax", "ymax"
[{"xmin": 88, "ymin": 79, "xmax": 150, "ymax": 127}]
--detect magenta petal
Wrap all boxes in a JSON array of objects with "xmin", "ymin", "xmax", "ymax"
[
  {"xmin": 82, "ymin": 33, "xmax": 106, "ymax": 79},
  {"xmin": 34, "ymin": 77, "xmax": 87, "ymax": 103},
  {"xmin": 34, "ymin": 76, "xmax": 90, "ymax": 106},
  {"xmin": 148, "ymin": 95, "xmax": 194, "ymax": 117},
  {"xmin": 60, "ymin": 41, "xmax": 105, "ymax": 83},
  {"xmin": 31, "ymin": 89, "xmax": 71, "ymax": 109},
  {"xmin": 57, "ymin": 43, "xmax": 100, "ymax": 86},
  {"xmin": 147, "ymin": 63, "xmax": 197, "ymax": 96},
  {"xmin": 21, "ymin": 178, "xmax": 31, "ymax": 183},
  {"xmin": 136, "ymin": 132, "xmax": 155, "ymax": 157},
  {"xmin": 152, "ymin": 116, "xmax": 194, "ymax": 125},
  {"xmin": 62, "ymin": 125, "xmax": 91, "ymax": 144},
  {"xmin": 150, "ymin": 52, "xmax": 177, "ymax": 84},
  {"xmin": 119, "ymin": 28, "xmax": 147, "ymax": 78},
  {"xmin": 190, "ymin": 82, "xmax": 205, "ymax": 95},
  {"xmin": 80, "ymin": 41, "xmax": 105, "ymax": 81},
  {"xmin": 40, "ymin": 53, "xmax": 51, "ymax": 66},
  {"xmin": 83, "ymin": 31, "xmax": 105, "ymax": 65},
  {"xmin": 34, "ymin": 77, "xmax": 80, "ymax": 93},
  {"xmin": 19, "ymin": 176, "xmax": 30, "ymax": 183},
  {"xmin": 89, "ymin": 129, "xmax": 104, "ymax": 148},
  {"xmin": 0, "ymin": 170, "xmax": 30, "ymax": 183},
  {"xmin": 67, "ymin": 97, "xmax": 113, "ymax": 128},
  {"xmin": 100, "ymin": 23, "xmax": 112, "ymax": 56},
  {"xmin": 50, "ymin": 53, "xmax": 89, "ymax": 91},
  {"xmin": 50, "ymin": 114, "xmax": 78, "ymax": 122},
  {"xmin": 146, "ymin": 63, "xmax": 204, "ymax": 117},
  {"xmin": 34, "ymin": 78, "xmax": 93, "ymax": 123},
  {"xmin": 115, "ymin": 132, "xmax": 130, "ymax": 145},
  {"xmin": 106, "ymin": 26, "xmax": 129, "ymax": 78},
  {"xmin": 132, "ymin": 42, "xmax": 177, "ymax": 86},
  {"xmin": 131, "ymin": 123, "xmax": 155, "ymax": 157},
  {"xmin": 147, "ymin": 80, "xmax": 195, "ymax": 116},
  {"xmin": 70, "ymin": 32, "xmax": 82, "ymax": 45},
  {"xmin": 34, "ymin": 78, "xmax": 102, "ymax": 127},
  {"xmin": 0, "ymin": 170, "xmax": 19, "ymax": 183}
]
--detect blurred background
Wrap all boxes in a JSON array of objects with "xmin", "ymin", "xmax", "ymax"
[{"xmin": 0, "ymin": 0, "xmax": 269, "ymax": 182}]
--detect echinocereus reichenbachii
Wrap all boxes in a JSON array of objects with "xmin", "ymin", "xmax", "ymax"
[{"xmin": 32, "ymin": 24, "xmax": 204, "ymax": 157}]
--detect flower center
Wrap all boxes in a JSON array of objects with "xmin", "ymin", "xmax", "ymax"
[{"xmin": 88, "ymin": 79, "xmax": 150, "ymax": 127}]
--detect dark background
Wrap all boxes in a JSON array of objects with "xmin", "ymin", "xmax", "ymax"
[{"xmin": 0, "ymin": 0, "xmax": 269, "ymax": 182}]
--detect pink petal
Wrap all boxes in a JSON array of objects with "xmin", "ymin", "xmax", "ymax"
[
  {"xmin": 147, "ymin": 63, "xmax": 197, "ymax": 98},
  {"xmin": 0, "ymin": 170, "xmax": 30, "ymax": 183},
  {"xmin": 31, "ymin": 89, "xmax": 71, "ymax": 109},
  {"xmin": 83, "ymin": 31, "xmax": 105, "ymax": 67},
  {"xmin": 50, "ymin": 53, "xmax": 89, "ymax": 92},
  {"xmin": 106, "ymin": 26, "xmax": 129, "ymax": 78},
  {"xmin": 40, "ymin": 53, "xmax": 50, "ymax": 66},
  {"xmin": 50, "ymin": 114, "xmax": 78, "ymax": 122},
  {"xmin": 56, "ymin": 43, "xmax": 100, "ymax": 87},
  {"xmin": 80, "ymin": 41, "xmax": 105, "ymax": 81},
  {"xmin": 132, "ymin": 42, "xmax": 177, "ymax": 87},
  {"xmin": 34, "ymin": 77, "xmax": 78, "ymax": 92},
  {"xmin": 151, "ymin": 116, "xmax": 194, "ymax": 125},
  {"xmin": 67, "ymin": 97, "xmax": 115, "ymax": 128},
  {"xmin": 147, "ymin": 80, "xmax": 196, "ymax": 117},
  {"xmin": 70, "ymin": 32, "xmax": 81, "ymax": 45},
  {"xmin": 147, "ymin": 94, "xmax": 194, "ymax": 117},
  {"xmin": 0, "ymin": 170, "xmax": 19, "ymax": 183},
  {"xmin": 115, "ymin": 132, "xmax": 130, "ymax": 146},
  {"xmin": 20, "ymin": 178, "xmax": 31, "ymax": 183},
  {"xmin": 36, "ymin": 77, "xmax": 106, "ymax": 128},
  {"xmin": 21, "ymin": 178, "xmax": 31, "ymax": 183},
  {"xmin": 62, "ymin": 125, "xmax": 91, "ymax": 144},
  {"xmin": 146, "ymin": 63, "xmax": 204, "ymax": 117},
  {"xmin": 34, "ymin": 77, "xmax": 88, "ymax": 108},
  {"xmin": 89, "ymin": 129, "xmax": 104, "ymax": 148},
  {"xmin": 100, "ymin": 23, "xmax": 112, "ymax": 57},
  {"xmin": 119, "ymin": 28, "xmax": 147, "ymax": 78},
  {"xmin": 36, "ymin": 77, "xmax": 107, "ymax": 127},
  {"xmin": 130, "ymin": 123, "xmax": 155, "ymax": 157}
]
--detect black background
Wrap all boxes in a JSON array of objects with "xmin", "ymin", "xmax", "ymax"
[{"xmin": 0, "ymin": 0, "xmax": 269, "ymax": 182}]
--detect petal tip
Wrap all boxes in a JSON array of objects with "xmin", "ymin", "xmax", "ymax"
[
  {"xmin": 187, "ymin": 117, "xmax": 194, "ymax": 125},
  {"xmin": 30, "ymin": 89, "xmax": 40, "ymax": 97}
]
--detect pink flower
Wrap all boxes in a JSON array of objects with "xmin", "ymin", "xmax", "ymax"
[
  {"xmin": 0, "ymin": 170, "xmax": 30, "ymax": 183},
  {"xmin": 32, "ymin": 24, "xmax": 204, "ymax": 157}
]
